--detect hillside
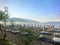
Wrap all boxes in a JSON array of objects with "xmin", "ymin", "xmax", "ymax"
[
  {"xmin": 7, "ymin": 17, "xmax": 60, "ymax": 25},
  {"xmin": 8, "ymin": 17, "xmax": 40, "ymax": 24}
]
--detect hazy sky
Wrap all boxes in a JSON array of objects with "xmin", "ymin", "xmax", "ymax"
[{"xmin": 0, "ymin": 0, "xmax": 60, "ymax": 22}]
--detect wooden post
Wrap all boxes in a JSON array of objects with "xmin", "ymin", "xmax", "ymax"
[
  {"xmin": 43, "ymin": 25, "xmax": 45, "ymax": 31},
  {"xmin": 23, "ymin": 24, "xmax": 25, "ymax": 27},
  {"xmin": 38, "ymin": 25, "xmax": 39, "ymax": 28},
  {"xmin": 48, "ymin": 25, "xmax": 50, "ymax": 31},
  {"xmin": 58, "ymin": 26, "xmax": 60, "ymax": 30}
]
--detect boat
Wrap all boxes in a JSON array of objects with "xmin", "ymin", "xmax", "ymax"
[{"xmin": 52, "ymin": 32, "xmax": 60, "ymax": 43}]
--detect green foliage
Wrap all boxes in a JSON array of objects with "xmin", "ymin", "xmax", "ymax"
[
  {"xmin": 0, "ymin": 10, "xmax": 9, "ymax": 21},
  {"xmin": 0, "ymin": 38, "xmax": 15, "ymax": 45},
  {"xmin": 0, "ymin": 10, "xmax": 9, "ymax": 41},
  {"xmin": 0, "ymin": 9, "xmax": 10, "ymax": 45},
  {"xmin": 18, "ymin": 27, "xmax": 39, "ymax": 45}
]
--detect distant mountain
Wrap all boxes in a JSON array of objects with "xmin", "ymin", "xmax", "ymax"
[
  {"xmin": 44, "ymin": 22, "xmax": 60, "ymax": 25},
  {"xmin": 7, "ymin": 17, "xmax": 60, "ymax": 25},
  {"xmin": 8, "ymin": 17, "xmax": 40, "ymax": 24},
  {"xmin": 44, "ymin": 22, "xmax": 60, "ymax": 24}
]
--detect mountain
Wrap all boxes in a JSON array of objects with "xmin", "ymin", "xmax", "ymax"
[
  {"xmin": 7, "ymin": 17, "xmax": 60, "ymax": 25},
  {"xmin": 8, "ymin": 17, "xmax": 41, "ymax": 24},
  {"xmin": 43, "ymin": 22, "xmax": 60, "ymax": 25}
]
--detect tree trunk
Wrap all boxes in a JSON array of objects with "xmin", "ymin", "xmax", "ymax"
[{"xmin": 3, "ymin": 20, "xmax": 7, "ymax": 40}]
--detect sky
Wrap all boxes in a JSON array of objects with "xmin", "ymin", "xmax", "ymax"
[{"xmin": 0, "ymin": 0, "xmax": 60, "ymax": 22}]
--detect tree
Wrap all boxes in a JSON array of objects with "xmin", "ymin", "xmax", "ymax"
[
  {"xmin": 0, "ymin": 7, "xmax": 15, "ymax": 45},
  {"xmin": 18, "ymin": 27, "xmax": 39, "ymax": 45},
  {"xmin": 0, "ymin": 7, "xmax": 9, "ymax": 45},
  {"xmin": 0, "ymin": 8, "xmax": 9, "ymax": 21}
]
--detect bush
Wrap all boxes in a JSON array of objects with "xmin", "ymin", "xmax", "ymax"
[{"xmin": 0, "ymin": 38, "xmax": 16, "ymax": 45}]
